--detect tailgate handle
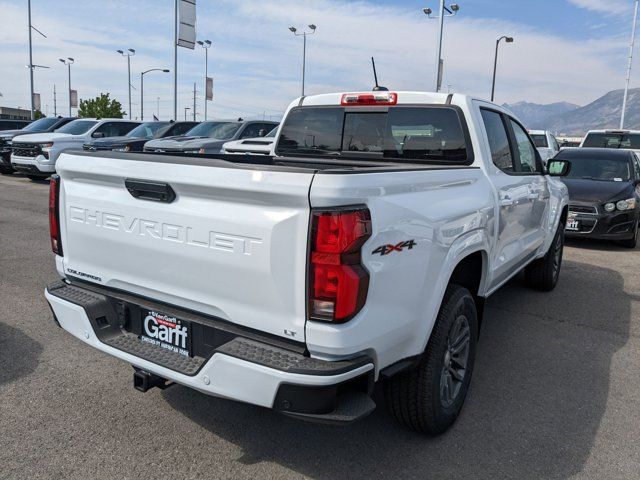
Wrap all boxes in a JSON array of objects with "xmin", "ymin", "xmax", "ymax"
[{"xmin": 125, "ymin": 179, "xmax": 176, "ymax": 203}]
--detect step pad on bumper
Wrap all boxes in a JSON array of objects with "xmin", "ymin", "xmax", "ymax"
[
  {"xmin": 218, "ymin": 337, "xmax": 369, "ymax": 375},
  {"xmin": 105, "ymin": 332, "xmax": 204, "ymax": 376}
]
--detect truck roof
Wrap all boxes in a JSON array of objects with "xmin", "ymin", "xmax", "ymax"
[
  {"xmin": 296, "ymin": 91, "xmax": 461, "ymax": 108},
  {"xmin": 585, "ymin": 129, "xmax": 640, "ymax": 134}
]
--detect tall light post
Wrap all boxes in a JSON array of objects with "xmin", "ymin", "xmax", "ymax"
[
  {"xmin": 141, "ymin": 68, "xmax": 170, "ymax": 121},
  {"xmin": 491, "ymin": 36, "xmax": 514, "ymax": 102},
  {"xmin": 117, "ymin": 49, "xmax": 135, "ymax": 119},
  {"xmin": 59, "ymin": 58, "xmax": 74, "ymax": 116},
  {"xmin": 196, "ymin": 40, "xmax": 212, "ymax": 120},
  {"xmin": 423, "ymin": 3, "xmax": 460, "ymax": 92},
  {"xmin": 289, "ymin": 24, "xmax": 317, "ymax": 97},
  {"xmin": 27, "ymin": 0, "xmax": 47, "ymax": 120},
  {"xmin": 621, "ymin": 0, "xmax": 640, "ymax": 129}
]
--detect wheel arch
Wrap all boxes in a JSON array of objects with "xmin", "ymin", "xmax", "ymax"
[{"xmin": 448, "ymin": 250, "xmax": 488, "ymax": 333}]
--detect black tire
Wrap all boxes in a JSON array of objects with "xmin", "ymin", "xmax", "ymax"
[
  {"xmin": 384, "ymin": 284, "xmax": 478, "ymax": 434},
  {"xmin": 26, "ymin": 175, "xmax": 47, "ymax": 182},
  {"xmin": 0, "ymin": 167, "xmax": 14, "ymax": 175},
  {"xmin": 524, "ymin": 221, "xmax": 564, "ymax": 291},
  {"xmin": 619, "ymin": 221, "xmax": 638, "ymax": 249}
]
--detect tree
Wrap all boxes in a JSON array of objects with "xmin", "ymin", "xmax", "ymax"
[
  {"xmin": 34, "ymin": 110, "xmax": 45, "ymax": 119},
  {"xmin": 78, "ymin": 93, "xmax": 125, "ymax": 118}
]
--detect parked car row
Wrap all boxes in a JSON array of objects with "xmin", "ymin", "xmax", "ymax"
[{"xmin": 0, "ymin": 117, "xmax": 281, "ymax": 180}]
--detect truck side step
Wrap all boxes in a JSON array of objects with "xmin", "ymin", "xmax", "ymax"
[{"xmin": 282, "ymin": 392, "xmax": 376, "ymax": 425}]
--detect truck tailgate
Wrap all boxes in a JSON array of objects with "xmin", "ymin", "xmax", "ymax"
[{"xmin": 56, "ymin": 153, "xmax": 314, "ymax": 341}]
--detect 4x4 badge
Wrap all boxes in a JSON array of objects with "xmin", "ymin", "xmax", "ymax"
[{"xmin": 372, "ymin": 240, "xmax": 416, "ymax": 256}]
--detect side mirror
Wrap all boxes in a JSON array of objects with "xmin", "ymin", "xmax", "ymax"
[
  {"xmin": 258, "ymin": 129, "xmax": 267, "ymax": 137},
  {"xmin": 92, "ymin": 132, "xmax": 105, "ymax": 138},
  {"xmin": 547, "ymin": 159, "xmax": 571, "ymax": 176}
]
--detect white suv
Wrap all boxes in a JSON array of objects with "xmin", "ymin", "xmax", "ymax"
[{"xmin": 11, "ymin": 118, "xmax": 139, "ymax": 180}]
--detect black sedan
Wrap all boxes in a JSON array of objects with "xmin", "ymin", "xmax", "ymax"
[
  {"xmin": 555, "ymin": 147, "xmax": 640, "ymax": 248},
  {"xmin": 83, "ymin": 121, "xmax": 198, "ymax": 152}
]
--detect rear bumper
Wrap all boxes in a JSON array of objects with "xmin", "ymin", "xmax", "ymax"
[{"xmin": 45, "ymin": 280, "xmax": 375, "ymax": 422}]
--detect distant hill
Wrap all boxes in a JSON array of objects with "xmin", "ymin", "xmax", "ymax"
[
  {"xmin": 503, "ymin": 101, "xmax": 580, "ymax": 128},
  {"xmin": 543, "ymin": 88, "xmax": 640, "ymax": 136},
  {"xmin": 505, "ymin": 88, "xmax": 640, "ymax": 136}
]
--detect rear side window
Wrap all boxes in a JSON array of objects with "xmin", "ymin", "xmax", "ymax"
[
  {"xmin": 530, "ymin": 134, "xmax": 548, "ymax": 148},
  {"xmin": 168, "ymin": 123, "xmax": 196, "ymax": 136},
  {"xmin": 481, "ymin": 109, "xmax": 514, "ymax": 172},
  {"xmin": 95, "ymin": 122, "xmax": 137, "ymax": 137},
  {"xmin": 276, "ymin": 106, "xmax": 471, "ymax": 163},
  {"xmin": 510, "ymin": 120, "xmax": 539, "ymax": 173}
]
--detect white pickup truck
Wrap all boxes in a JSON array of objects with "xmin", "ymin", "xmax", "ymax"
[{"xmin": 45, "ymin": 91, "xmax": 569, "ymax": 434}]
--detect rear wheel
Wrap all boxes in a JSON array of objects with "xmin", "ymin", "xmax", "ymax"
[
  {"xmin": 0, "ymin": 165, "xmax": 14, "ymax": 175},
  {"xmin": 619, "ymin": 221, "xmax": 638, "ymax": 249},
  {"xmin": 524, "ymin": 221, "xmax": 564, "ymax": 291},
  {"xmin": 384, "ymin": 284, "xmax": 478, "ymax": 434}
]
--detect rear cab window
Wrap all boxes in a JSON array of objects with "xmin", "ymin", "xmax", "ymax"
[
  {"xmin": 275, "ymin": 106, "xmax": 473, "ymax": 164},
  {"xmin": 583, "ymin": 133, "xmax": 640, "ymax": 149}
]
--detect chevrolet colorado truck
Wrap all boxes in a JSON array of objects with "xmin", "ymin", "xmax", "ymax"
[{"xmin": 45, "ymin": 91, "xmax": 570, "ymax": 434}]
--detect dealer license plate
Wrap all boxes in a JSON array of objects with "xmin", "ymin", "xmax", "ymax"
[
  {"xmin": 566, "ymin": 218, "xmax": 579, "ymax": 231},
  {"xmin": 140, "ymin": 310, "xmax": 191, "ymax": 357}
]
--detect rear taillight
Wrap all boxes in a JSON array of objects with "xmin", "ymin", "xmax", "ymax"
[
  {"xmin": 308, "ymin": 207, "xmax": 371, "ymax": 323},
  {"xmin": 341, "ymin": 92, "xmax": 397, "ymax": 106},
  {"xmin": 49, "ymin": 175, "xmax": 63, "ymax": 256}
]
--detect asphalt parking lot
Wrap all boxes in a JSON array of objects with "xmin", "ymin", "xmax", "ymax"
[{"xmin": 1, "ymin": 173, "xmax": 639, "ymax": 480}]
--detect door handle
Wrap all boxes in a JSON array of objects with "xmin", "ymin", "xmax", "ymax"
[{"xmin": 125, "ymin": 179, "xmax": 176, "ymax": 203}]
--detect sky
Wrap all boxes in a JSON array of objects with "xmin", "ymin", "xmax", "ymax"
[{"xmin": 0, "ymin": 0, "xmax": 637, "ymax": 121}]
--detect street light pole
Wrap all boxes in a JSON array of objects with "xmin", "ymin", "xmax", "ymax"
[
  {"xmin": 491, "ymin": 36, "xmax": 514, "ymax": 102},
  {"xmin": 197, "ymin": 40, "xmax": 212, "ymax": 120},
  {"xmin": 28, "ymin": 0, "xmax": 34, "ymax": 120},
  {"xmin": 173, "ymin": 0, "xmax": 178, "ymax": 121},
  {"xmin": 289, "ymin": 25, "xmax": 317, "ymax": 97},
  {"xmin": 423, "ymin": 3, "xmax": 460, "ymax": 92},
  {"xmin": 621, "ymin": 0, "xmax": 640, "ymax": 129},
  {"xmin": 59, "ymin": 58, "xmax": 74, "ymax": 116},
  {"xmin": 141, "ymin": 68, "xmax": 170, "ymax": 121},
  {"xmin": 27, "ymin": 0, "xmax": 47, "ymax": 120},
  {"xmin": 117, "ymin": 49, "xmax": 135, "ymax": 119}
]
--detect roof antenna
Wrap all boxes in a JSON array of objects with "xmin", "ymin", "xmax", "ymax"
[{"xmin": 371, "ymin": 57, "xmax": 389, "ymax": 91}]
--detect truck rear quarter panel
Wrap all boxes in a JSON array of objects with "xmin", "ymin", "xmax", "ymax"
[{"xmin": 307, "ymin": 168, "xmax": 495, "ymax": 374}]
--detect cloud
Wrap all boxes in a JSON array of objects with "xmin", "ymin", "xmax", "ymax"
[
  {"xmin": 566, "ymin": 0, "xmax": 632, "ymax": 15},
  {"xmin": 0, "ymin": 0, "xmax": 633, "ymax": 121}
]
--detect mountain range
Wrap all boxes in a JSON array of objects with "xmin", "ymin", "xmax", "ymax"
[{"xmin": 504, "ymin": 88, "xmax": 640, "ymax": 136}]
